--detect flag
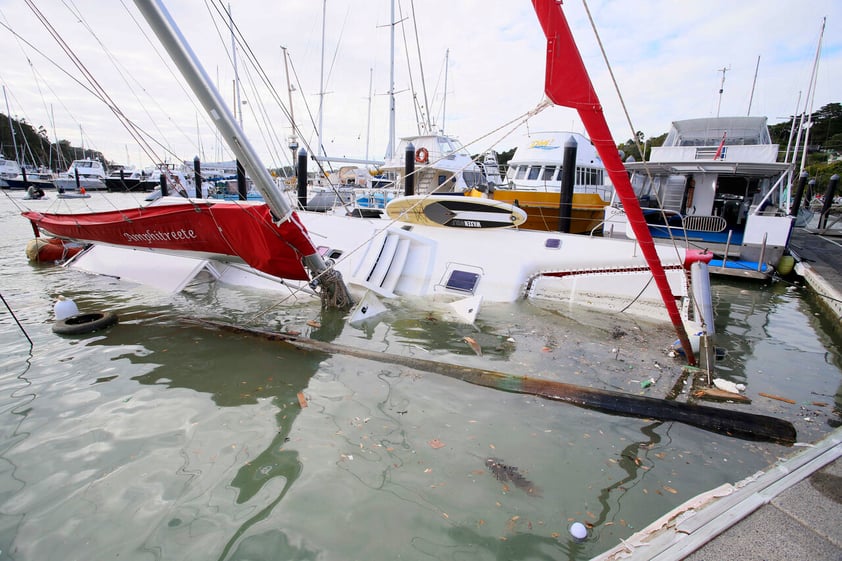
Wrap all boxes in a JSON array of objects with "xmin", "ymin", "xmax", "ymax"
[{"xmin": 713, "ymin": 131, "xmax": 727, "ymax": 160}]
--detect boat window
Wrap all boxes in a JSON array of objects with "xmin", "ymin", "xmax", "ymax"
[
  {"xmin": 438, "ymin": 174, "xmax": 449, "ymax": 186},
  {"xmin": 462, "ymin": 170, "xmax": 483, "ymax": 188},
  {"xmin": 545, "ymin": 238, "xmax": 562, "ymax": 249},
  {"xmin": 445, "ymin": 270, "xmax": 480, "ymax": 293},
  {"xmin": 514, "ymin": 165, "xmax": 528, "ymax": 180},
  {"xmin": 527, "ymin": 166, "xmax": 541, "ymax": 180},
  {"xmin": 542, "ymin": 166, "xmax": 556, "ymax": 180}
]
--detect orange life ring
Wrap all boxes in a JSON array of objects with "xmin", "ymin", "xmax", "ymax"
[{"xmin": 415, "ymin": 147, "xmax": 429, "ymax": 164}]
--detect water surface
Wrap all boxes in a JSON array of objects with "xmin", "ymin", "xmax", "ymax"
[{"xmin": 1, "ymin": 193, "xmax": 840, "ymax": 560}]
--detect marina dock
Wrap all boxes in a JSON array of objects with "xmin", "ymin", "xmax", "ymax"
[
  {"xmin": 592, "ymin": 225, "xmax": 842, "ymax": 561},
  {"xmin": 789, "ymin": 226, "xmax": 842, "ymax": 321}
]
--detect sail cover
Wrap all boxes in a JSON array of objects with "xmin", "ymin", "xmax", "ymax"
[{"xmin": 23, "ymin": 202, "xmax": 312, "ymax": 281}]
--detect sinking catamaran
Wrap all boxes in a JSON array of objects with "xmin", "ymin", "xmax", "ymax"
[{"xmin": 22, "ymin": 0, "xmax": 712, "ymax": 363}]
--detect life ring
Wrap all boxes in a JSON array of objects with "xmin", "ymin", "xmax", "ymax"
[
  {"xmin": 52, "ymin": 311, "xmax": 119, "ymax": 335},
  {"xmin": 415, "ymin": 147, "xmax": 429, "ymax": 164}
]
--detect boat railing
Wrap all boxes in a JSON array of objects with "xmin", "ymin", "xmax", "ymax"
[{"xmin": 682, "ymin": 215, "xmax": 727, "ymax": 232}]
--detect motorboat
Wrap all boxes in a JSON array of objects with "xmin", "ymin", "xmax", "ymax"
[{"xmin": 603, "ymin": 116, "xmax": 794, "ymax": 278}]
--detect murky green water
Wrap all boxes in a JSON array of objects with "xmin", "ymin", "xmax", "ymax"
[{"xmin": 1, "ymin": 193, "xmax": 840, "ymax": 560}]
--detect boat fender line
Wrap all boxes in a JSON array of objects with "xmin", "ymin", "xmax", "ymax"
[
  {"xmin": 52, "ymin": 311, "xmax": 118, "ymax": 335},
  {"xmin": 415, "ymin": 147, "xmax": 429, "ymax": 164}
]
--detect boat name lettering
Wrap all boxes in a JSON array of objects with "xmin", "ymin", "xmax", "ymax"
[{"xmin": 123, "ymin": 228, "xmax": 198, "ymax": 243}]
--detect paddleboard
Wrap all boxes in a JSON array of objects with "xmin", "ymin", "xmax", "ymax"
[{"xmin": 385, "ymin": 194, "xmax": 527, "ymax": 229}]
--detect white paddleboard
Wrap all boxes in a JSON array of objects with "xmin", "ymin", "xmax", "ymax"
[{"xmin": 385, "ymin": 194, "xmax": 527, "ymax": 229}]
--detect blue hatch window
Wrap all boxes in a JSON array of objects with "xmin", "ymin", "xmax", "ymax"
[
  {"xmin": 445, "ymin": 270, "xmax": 480, "ymax": 293},
  {"xmin": 545, "ymin": 238, "xmax": 562, "ymax": 249}
]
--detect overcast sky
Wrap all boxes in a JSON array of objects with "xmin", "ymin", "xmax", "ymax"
[{"xmin": 1, "ymin": 0, "xmax": 839, "ymax": 171}]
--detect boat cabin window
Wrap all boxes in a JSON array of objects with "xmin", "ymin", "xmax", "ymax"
[
  {"xmin": 462, "ymin": 170, "xmax": 483, "ymax": 188},
  {"xmin": 542, "ymin": 166, "xmax": 557, "ymax": 181},
  {"xmin": 514, "ymin": 165, "xmax": 528, "ymax": 180},
  {"xmin": 527, "ymin": 166, "xmax": 541, "ymax": 180}
]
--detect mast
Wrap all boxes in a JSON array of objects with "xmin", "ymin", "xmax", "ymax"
[
  {"xmin": 532, "ymin": 0, "xmax": 697, "ymax": 364},
  {"xmin": 441, "ymin": 48, "xmax": 449, "ymax": 134},
  {"xmin": 228, "ymin": 4, "xmax": 242, "ymax": 127},
  {"xmin": 746, "ymin": 55, "xmax": 760, "ymax": 116},
  {"xmin": 715, "ymin": 65, "xmax": 729, "ymax": 118},
  {"xmin": 130, "ymin": 0, "xmax": 345, "ymax": 296},
  {"xmin": 386, "ymin": 0, "xmax": 396, "ymax": 160},
  {"xmin": 366, "ymin": 68, "xmax": 373, "ymax": 161},
  {"xmin": 282, "ymin": 46, "xmax": 299, "ymax": 166},
  {"xmin": 317, "ymin": 0, "xmax": 326, "ymax": 158},
  {"xmin": 799, "ymin": 16, "xmax": 825, "ymax": 176},
  {"xmin": 3, "ymin": 86, "xmax": 20, "ymax": 162}
]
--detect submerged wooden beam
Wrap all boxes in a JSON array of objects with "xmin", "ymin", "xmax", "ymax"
[{"xmin": 194, "ymin": 319, "xmax": 797, "ymax": 445}]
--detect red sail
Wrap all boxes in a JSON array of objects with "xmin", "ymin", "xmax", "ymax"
[
  {"xmin": 23, "ymin": 202, "xmax": 312, "ymax": 281},
  {"xmin": 531, "ymin": 0, "xmax": 696, "ymax": 363}
]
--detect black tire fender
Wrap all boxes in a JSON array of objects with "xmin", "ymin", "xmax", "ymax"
[{"xmin": 53, "ymin": 311, "xmax": 118, "ymax": 335}]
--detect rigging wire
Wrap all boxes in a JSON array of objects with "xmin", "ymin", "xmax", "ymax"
[{"xmin": 1, "ymin": 292, "xmax": 33, "ymax": 350}]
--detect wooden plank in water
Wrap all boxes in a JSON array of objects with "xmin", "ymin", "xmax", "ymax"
[{"xmin": 193, "ymin": 319, "xmax": 797, "ymax": 445}]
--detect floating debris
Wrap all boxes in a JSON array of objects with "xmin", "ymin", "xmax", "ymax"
[{"xmin": 485, "ymin": 457, "xmax": 541, "ymax": 496}]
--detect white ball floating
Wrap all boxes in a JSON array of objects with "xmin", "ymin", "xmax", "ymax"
[
  {"xmin": 570, "ymin": 522, "xmax": 588, "ymax": 541},
  {"xmin": 54, "ymin": 295, "xmax": 79, "ymax": 320}
]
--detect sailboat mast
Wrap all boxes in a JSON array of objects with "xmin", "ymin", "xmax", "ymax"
[
  {"xmin": 228, "ymin": 4, "xmax": 242, "ymax": 127},
  {"xmin": 317, "ymin": 0, "xmax": 326, "ymax": 159},
  {"xmin": 130, "ymin": 0, "xmax": 331, "ymax": 276},
  {"xmin": 799, "ymin": 16, "xmax": 825, "ymax": 176},
  {"xmin": 3, "ymin": 86, "xmax": 20, "ymax": 162},
  {"xmin": 386, "ymin": 0, "xmax": 396, "ymax": 160},
  {"xmin": 441, "ymin": 48, "xmax": 449, "ymax": 134}
]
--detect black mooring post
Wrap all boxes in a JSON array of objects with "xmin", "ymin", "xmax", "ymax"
[
  {"xmin": 819, "ymin": 174, "xmax": 839, "ymax": 229},
  {"xmin": 74, "ymin": 167, "xmax": 81, "ymax": 190},
  {"xmin": 790, "ymin": 170, "xmax": 809, "ymax": 216},
  {"xmin": 21, "ymin": 167, "xmax": 29, "ymax": 190},
  {"xmin": 558, "ymin": 136, "xmax": 577, "ymax": 233},
  {"xmin": 160, "ymin": 170, "xmax": 169, "ymax": 197},
  {"xmin": 404, "ymin": 142, "xmax": 415, "ymax": 196},
  {"xmin": 236, "ymin": 160, "xmax": 247, "ymax": 201},
  {"xmin": 119, "ymin": 168, "xmax": 125, "ymax": 192},
  {"xmin": 297, "ymin": 148, "xmax": 308, "ymax": 209},
  {"xmin": 193, "ymin": 156, "xmax": 203, "ymax": 198}
]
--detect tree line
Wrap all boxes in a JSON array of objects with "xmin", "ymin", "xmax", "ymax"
[{"xmin": 1, "ymin": 113, "xmax": 106, "ymax": 170}]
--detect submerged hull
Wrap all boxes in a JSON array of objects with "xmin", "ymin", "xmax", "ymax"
[{"xmin": 23, "ymin": 197, "xmax": 711, "ymax": 326}]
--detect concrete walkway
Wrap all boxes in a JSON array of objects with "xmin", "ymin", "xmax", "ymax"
[{"xmin": 591, "ymin": 427, "xmax": 842, "ymax": 560}]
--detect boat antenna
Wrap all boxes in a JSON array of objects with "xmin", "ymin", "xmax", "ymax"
[
  {"xmin": 132, "ymin": 0, "xmax": 353, "ymax": 310},
  {"xmin": 715, "ymin": 65, "xmax": 730, "ymax": 117}
]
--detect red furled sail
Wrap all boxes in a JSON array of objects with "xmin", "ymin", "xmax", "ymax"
[
  {"xmin": 23, "ymin": 202, "xmax": 312, "ymax": 281},
  {"xmin": 531, "ymin": 0, "xmax": 696, "ymax": 363}
]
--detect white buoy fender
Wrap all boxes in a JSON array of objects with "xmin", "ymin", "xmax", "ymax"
[
  {"xmin": 54, "ymin": 295, "xmax": 79, "ymax": 320},
  {"xmin": 569, "ymin": 522, "xmax": 588, "ymax": 541}
]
